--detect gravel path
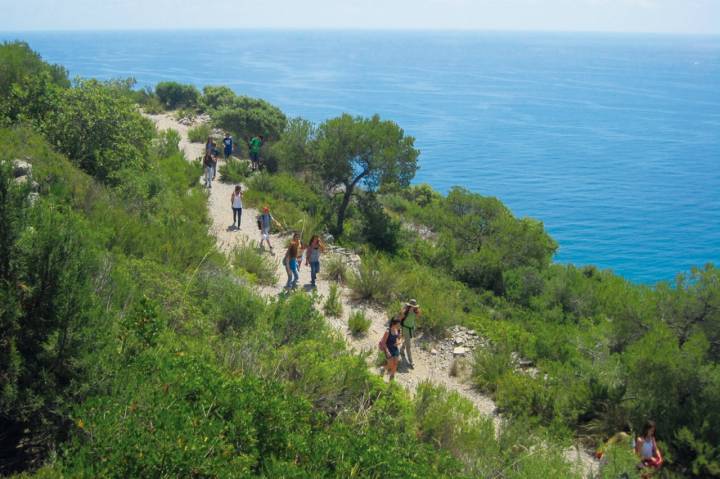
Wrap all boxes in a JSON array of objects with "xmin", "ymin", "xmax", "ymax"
[{"xmin": 146, "ymin": 112, "xmax": 599, "ymax": 478}]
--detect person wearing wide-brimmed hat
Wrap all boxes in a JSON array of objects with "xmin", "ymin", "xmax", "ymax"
[{"xmin": 399, "ymin": 299, "xmax": 420, "ymax": 369}]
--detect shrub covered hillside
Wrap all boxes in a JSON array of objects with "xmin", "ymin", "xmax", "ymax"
[
  {"xmin": 0, "ymin": 41, "xmax": 591, "ymax": 478},
  {"xmin": 119, "ymin": 48, "xmax": 718, "ymax": 478}
]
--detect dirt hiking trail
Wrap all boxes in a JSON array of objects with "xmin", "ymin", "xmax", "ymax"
[{"xmin": 147, "ymin": 113, "xmax": 598, "ymax": 477}]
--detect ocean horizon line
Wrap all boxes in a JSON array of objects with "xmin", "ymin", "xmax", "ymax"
[{"xmin": 2, "ymin": 27, "xmax": 719, "ymax": 37}]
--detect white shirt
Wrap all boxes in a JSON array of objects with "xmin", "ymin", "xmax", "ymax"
[{"xmin": 232, "ymin": 193, "xmax": 243, "ymax": 208}]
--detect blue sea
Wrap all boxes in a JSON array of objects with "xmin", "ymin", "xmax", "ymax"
[{"xmin": 3, "ymin": 30, "xmax": 719, "ymax": 284}]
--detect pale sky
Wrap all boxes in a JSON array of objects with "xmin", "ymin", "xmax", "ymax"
[{"xmin": 1, "ymin": 0, "xmax": 718, "ymax": 34}]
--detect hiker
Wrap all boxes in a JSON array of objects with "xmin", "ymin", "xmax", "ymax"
[
  {"xmin": 636, "ymin": 420, "xmax": 663, "ymax": 475},
  {"xmin": 211, "ymin": 144, "xmax": 219, "ymax": 180},
  {"xmin": 205, "ymin": 136, "xmax": 214, "ymax": 156},
  {"xmin": 203, "ymin": 152, "xmax": 215, "ymax": 188},
  {"xmin": 284, "ymin": 232, "xmax": 302, "ymax": 289},
  {"xmin": 249, "ymin": 134, "xmax": 263, "ymax": 171},
  {"xmin": 399, "ymin": 299, "xmax": 420, "ymax": 369},
  {"xmin": 304, "ymin": 234, "xmax": 325, "ymax": 288},
  {"xmin": 223, "ymin": 133, "xmax": 233, "ymax": 160},
  {"xmin": 230, "ymin": 185, "xmax": 243, "ymax": 229},
  {"xmin": 258, "ymin": 206, "xmax": 280, "ymax": 253},
  {"xmin": 380, "ymin": 318, "xmax": 403, "ymax": 381}
]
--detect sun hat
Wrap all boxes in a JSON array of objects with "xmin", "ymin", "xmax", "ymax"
[{"xmin": 406, "ymin": 299, "xmax": 418, "ymax": 307}]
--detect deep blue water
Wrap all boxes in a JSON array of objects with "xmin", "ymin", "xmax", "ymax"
[{"xmin": 3, "ymin": 30, "xmax": 719, "ymax": 284}]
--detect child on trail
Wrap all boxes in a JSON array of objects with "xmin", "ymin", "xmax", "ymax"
[
  {"xmin": 203, "ymin": 152, "xmax": 215, "ymax": 189},
  {"xmin": 304, "ymin": 234, "xmax": 325, "ymax": 288},
  {"xmin": 636, "ymin": 420, "xmax": 663, "ymax": 476},
  {"xmin": 380, "ymin": 318, "xmax": 403, "ymax": 381},
  {"xmin": 399, "ymin": 299, "xmax": 420, "ymax": 369},
  {"xmin": 223, "ymin": 133, "xmax": 233, "ymax": 160},
  {"xmin": 284, "ymin": 232, "xmax": 302, "ymax": 289},
  {"xmin": 258, "ymin": 206, "xmax": 281, "ymax": 253},
  {"xmin": 230, "ymin": 185, "xmax": 243, "ymax": 229},
  {"xmin": 248, "ymin": 134, "xmax": 263, "ymax": 171}
]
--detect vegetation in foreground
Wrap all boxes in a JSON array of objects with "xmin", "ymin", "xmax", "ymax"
[
  {"xmin": 1, "ymin": 40, "xmax": 719, "ymax": 478},
  {"xmin": 1, "ymin": 41, "xmax": 583, "ymax": 479}
]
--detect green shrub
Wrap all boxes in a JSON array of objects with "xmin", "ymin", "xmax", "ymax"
[
  {"xmin": 187, "ymin": 122, "xmax": 212, "ymax": 143},
  {"xmin": 153, "ymin": 128, "xmax": 181, "ymax": 158},
  {"xmin": 0, "ymin": 41, "xmax": 69, "ymax": 127},
  {"xmin": 472, "ymin": 344, "xmax": 514, "ymax": 394},
  {"xmin": 207, "ymin": 277, "xmax": 266, "ymax": 334},
  {"xmin": 212, "ymin": 96, "xmax": 287, "ymax": 142},
  {"xmin": 42, "ymin": 79, "xmax": 154, "ymax": 182},
  {"xmin": 155, "ymin": 81, "xmax": 200, "ymax": 109},
  {"xmin": 414, "ymin": 382, "xmax": 499, "ymax": 473},
  {"xmin": 140, "ymin": 94, "xmax": 164, "ymax": 114},
  {"xmin": 231, "ymin": 241, "xmax": 277, "ymax": 286},
  {"xmin": 359, "ymin": 192, "xmax": 400, "ymax": 252},
  {"xmin": 219, "ymin": 157, "xmax": 251, "ymax": 184},
  {"xmin": 322, "ymin": 255, "xmax": 348, "ymax": 284},
  {"xmin": 348, "ymin": 310, "xmax": 371, "ymax": 336},
  {"xmin": 201, "ymin": 85, "xmax": 236, "ymax": 111},
  {"xmin": 264, "ymin": 292, "xmax": 327, "ymax": 346},
  {"xmin": 323, "ymin": 283, "xmax": 343, "ymax": 317},
  {"xmin": 348, "ymin": 255, "xmax": 400, "ymax": 305}
]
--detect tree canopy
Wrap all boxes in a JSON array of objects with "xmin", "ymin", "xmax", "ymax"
[
  {"xmin": 212, "ymin": 96, "xmax": 287, "ymax": 142},
  {"xmin": 315, "ymin": 113, "xmax": 419, "ymax": 235}
]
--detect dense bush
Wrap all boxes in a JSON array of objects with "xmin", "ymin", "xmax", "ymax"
[
  {"xmin": 348, "ymin": 310, "xmax": 371, "ymax": 336},
  {"xmin": 359, "ymin": 192, "xmax": 400, "ymax": 252},
  {"xmin": 323, "ymin": 283, "xmax": 343, "ymax": 317},
  {"xmin": 0, "ymin": 161, "xmax": 100, "ymax": 473},
  {"xmin": 212, "ymin": 95, "xmax": 287, "ymax": 142},
  {"xmin": 0, "ymin": 42, "xmax": 69, "ymax": 127},
  {"xmin": 348, "ymin": 254, "xmax": 400, "ymax": 305},
  {"xmin": 231, "ymin": 241, "xmax": 278, "ymax": 285},
  {"xmin": 155, "ymin": 81, "xmax": 200, "ymax": 109},
  {"xmin": 187, "ymin": 122, "xmax": 212, "ymax": 143},
  {"xmin": 201, "ymin": 85, "xmax": 236, "ymax": 110},
  {"xmin": 271, "ymin": 117, "xmax": 316, "ymax": 173},
  {"xmin": 322, "ymin": 255, "xmax": 349, "ymax": 284},
  {"xmin": 43, "ymin": 79, "xmax": 154, "ymax": 182},
  {"xmin": 219, "ymin": 157, "xmax": 251, "ymax": 183}
]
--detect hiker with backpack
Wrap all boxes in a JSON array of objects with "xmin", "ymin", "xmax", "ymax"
[
  {"xmin": 380, "ymin": 317, "xmax": 403, "ymax": 381},
  {"xmin": 257, "ymin": 206, "xmax": 281, "ymax": 253},
  {"xmin": 284, "ymin": 232, "xmax": 302, "ymax": 289},
  {"xmin": 399, "ymin": 299, "xmax": 420, "ymax": 369},
  {"xmin": 248, "ymin": 134, "xmax": 263, "ymax": 171},
  {"xmin": 304, "ymin": 234, "xmax": 325, "ymax": 288},
  {"xmin": 230, "ymin": 185, "xmax": 243, "ymax": 229}
]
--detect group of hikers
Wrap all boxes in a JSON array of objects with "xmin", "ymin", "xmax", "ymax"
[
  {"xmin": 230, "ymin": 185, "xmax": 663, "ymax": 479},
  {"xmin": 218, "ymin": 135, "xmax": 663, "ymax": 478},
  {"xmin": 246, "ymin": 201, "xmax": 420, "ymax": 379},
  {"xmin": 203, "ymin": 132, "xmax": 264, "ymax": 188},
  {"xmin": 380, "ymin": 299, "xmax": 420, "ymax": 381}
]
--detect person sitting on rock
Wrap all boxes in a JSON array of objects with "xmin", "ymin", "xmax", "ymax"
[{"xmin": 636, "ymin": 420, "xmax": 663, "ymax": 476}]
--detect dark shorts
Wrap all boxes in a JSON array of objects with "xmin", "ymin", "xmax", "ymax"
[
  {"xmin": 224, "ymin": 148, "xmax": 232, "ymax": 158},
  {"xmin": 250, "ymin": 151, "xmax": 259, "ymax": 162},
  {"xmin": 387, "ymin": 347, "xmax": 400, "ymax": 358}
]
